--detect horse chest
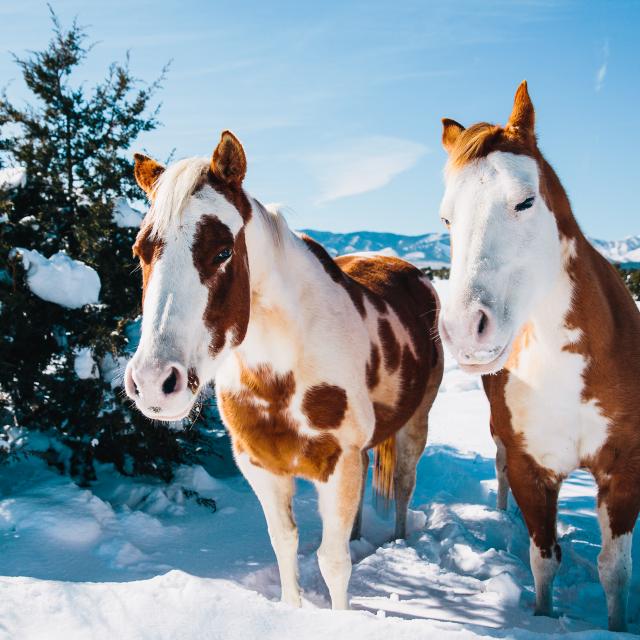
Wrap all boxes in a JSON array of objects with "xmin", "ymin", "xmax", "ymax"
[
  {"xmin": 503, "ymin": 338, "xmax": 609, "ymax": 476},
  {"xmin": 215, "ymin": 362, "xmax": 345, "ymax": 482}
]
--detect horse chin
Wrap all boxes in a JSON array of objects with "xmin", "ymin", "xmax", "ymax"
[
  {"xmin": 138, "ymin": 401, "xmax": 195, "ymax": 424},
  {"xmin": 458, "ymin": 338, "xmax": 513, "ymax": 376}
]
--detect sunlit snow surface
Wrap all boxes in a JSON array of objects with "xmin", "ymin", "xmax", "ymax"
[
  {"xmin": 10, "ymin": 247, "xmax": 100, "ymax": 308},
  {"xmin": 0, "ymin": 280, "xmax": 638, "ymax": 639}
]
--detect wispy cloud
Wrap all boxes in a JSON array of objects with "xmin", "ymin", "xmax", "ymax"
[
  {"xmin": 308, "ymin": 136, "xmax": 428, "ymax": 204},
  {"xmin": 595, "ymin": 39, "xmax": 609, "ymax": 92}
]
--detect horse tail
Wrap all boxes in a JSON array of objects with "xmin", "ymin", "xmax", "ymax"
[{"xmin": 372, "ymin": 434, "xmax": 396, "ymax": 511}]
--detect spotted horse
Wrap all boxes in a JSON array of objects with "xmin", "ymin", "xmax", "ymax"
[
  {"xmin": 124, "ymin": 131, "xmax": 443, "ymax": 610},
  {"xmin": 438, "ymin": 81, "xmax": 640, "ymax": 632}
]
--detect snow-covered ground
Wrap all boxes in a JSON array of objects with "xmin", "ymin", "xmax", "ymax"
[{"xmin": 0, "ymin": 281, "xmax": 638, "ymax": 639}]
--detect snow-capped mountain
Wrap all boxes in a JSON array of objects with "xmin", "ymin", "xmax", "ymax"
[
  {"xmin": 588, "ymin": 235, "xmax": 640, "ymax": 265},
  {"xmin": 300, "ymin": 229, "xmax": 451, "ymax": 269},
  {"xmin": 301, "ymin": 229, "xmax": 640, "ymax": 268}
]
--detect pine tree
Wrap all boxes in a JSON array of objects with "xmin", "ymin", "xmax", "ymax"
[{"xmin": 0, "ymin": 11, "xmax": 222, "ymax": 480}]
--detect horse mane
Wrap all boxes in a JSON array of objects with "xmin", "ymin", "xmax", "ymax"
[{"xmin": 146, "ymin": 157, "xmax": 285, "ymax": 249}]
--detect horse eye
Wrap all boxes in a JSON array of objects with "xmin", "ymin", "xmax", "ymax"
[
  {"xmin": 212, "ymin": 247, "xmax": 232, "ymax": 264},
  {"xmin": 441, "ymin": 218, "xmax": 451, "ymax": 227},
  {"xmin": 515, "ymin": 196, "xmax": 535, "ymax": 212}
]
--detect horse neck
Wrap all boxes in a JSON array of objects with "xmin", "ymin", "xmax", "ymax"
[
  {"xmin": 242, "ymin": 199, "xmax": 325, "ymax": 331},
  {"xmin": 527, "ymin": 155, "xmax": 598, "ymax": 343}
]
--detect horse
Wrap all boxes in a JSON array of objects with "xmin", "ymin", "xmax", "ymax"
[
  {"xmin": 123, "ymin": 131, "xmax": 443, "ymax": 610},
  {"xmin": 437, "ymin": 81, "xmax": 640, "ymax": 631}
]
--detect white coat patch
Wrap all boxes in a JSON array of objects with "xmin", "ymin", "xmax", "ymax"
[{"xmin": 504, "ymin": 239, "xmax": 610, "ymax": 475}]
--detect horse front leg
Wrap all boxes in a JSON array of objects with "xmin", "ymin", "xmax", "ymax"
[
  {"xmin": 595, "ymin": 465, "xmax": 640, "ymax": 632},
  {"xmin": 506, "ymin": 449, "xmax": 561, "ymax": 617},
  {"xmin": 315, "ymin": 445, "xmax": 363, "ymax": 609},
  {"xmin": 236, "ymin": 453, "xmax": 301, "ymax": 607}
]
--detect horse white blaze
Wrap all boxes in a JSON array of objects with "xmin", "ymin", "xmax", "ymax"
[{"xmin": 440, "ymin": 151, "xmax": 561, "ymax": 374}]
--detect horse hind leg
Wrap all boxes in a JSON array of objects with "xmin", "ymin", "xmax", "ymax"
[
  {"xmin": 494, "ymin": 435, "xmax": 510, "ymax": 510},
  {"xmin": 392, "ymin": 406, "xmax": 429, "ymax": 540},
  {"xmin": 350, "ymin": 450, "xmax": 369, "ymax": 541}
]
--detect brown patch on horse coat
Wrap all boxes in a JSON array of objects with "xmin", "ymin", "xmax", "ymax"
[
  {"xmin": 219, "ymin": 363, "xmax": 341, "ymax": 481},
  {"xmin": 132, "ymin": 223, "xmax": 164, "ymax": 304},
  {"xmin": 378, "ymin": 317, "xmax": 401, "ymax": 373},
  {"xmin": 454, "ymin": 84, "xmax": 640, "ymax": 542},
  {"xmin": 504, "ymin": 322, "xmax": 535, "ymax": 370},
  {"xmin": 192, "ymin": 215, "xmax": 251, "ymax": 356},
  {"xmin": 366, "ymin": 343, "xmax": 381, "ymax": 390},
  {"xmin": 302, "ymin": 384, "xmax": 348, "ymax": 430},
  {"xmin": 300, "ymin": 234, "xmax": 387, "ymax": 318}
]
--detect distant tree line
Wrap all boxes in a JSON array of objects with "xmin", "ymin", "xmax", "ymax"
[{"xmin": 616, "ymin": 265, "xmax": 640, "ymax": 301}]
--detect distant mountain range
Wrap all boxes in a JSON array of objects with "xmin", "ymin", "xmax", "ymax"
[{"xmin": 301, "ymin": 229, "xmax": 640, "ymax": 269}]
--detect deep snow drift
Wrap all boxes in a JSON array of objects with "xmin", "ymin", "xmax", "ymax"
[{"xmin": 0, "ymin": 281, "xmax": 638, "ymax": 639}]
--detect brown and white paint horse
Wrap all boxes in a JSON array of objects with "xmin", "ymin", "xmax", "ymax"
[
  {"xmin": 124, "ymin": 132, "xmax": 443, "ymax": 609},
  {"xmin": 438, "ymin": 82, "xmax": 640, "ymax": 631}
]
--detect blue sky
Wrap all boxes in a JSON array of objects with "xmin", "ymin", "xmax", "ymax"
[{"xmin": 1, "ymin": 0, "xmax": 638, "ymax": 239}]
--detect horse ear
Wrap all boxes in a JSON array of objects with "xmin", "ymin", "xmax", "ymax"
[
  {"xmin": 506, "ymin": 80, "xmax": 535, "ymax": 138},
  {"xmin": 442, "ymin": 119, "xmax": 465, "ymax": 153},
  {"xmin": 211, "ymin": 130, "xmax": 246, "ymax": 187},
  {"xmin": 134, "ymin": 153, "xmax": 165, "ymax": 198}
]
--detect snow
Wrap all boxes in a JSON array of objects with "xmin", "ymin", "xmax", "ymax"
[
  {"xmin": 0, "ymin": 279, "xmax": 638, "ymax": 638},
  {"xmin": 112, "ymin": 197, "xmax": 144, "ymax": 228},
  {"xmin": 303, "ymin": 230, "xmax": 640, "ymax": 267},
  {"xmin": 100, "ymin": 352, "xmax": 128, "ymax": 389},
  {"xmin": 74, "ymin": 347, "xmax": 99, "ymax": 379},
  {"xmin": 10, "ymin": 247, "xmax": 101, "ymax": 308},
  {"xmin": 0, "ymin": 166, "xmax": 26, "ymax": 191},
  {"xmin": 589, "ymin": 235, "xmax": 640, "ymax": 264}
]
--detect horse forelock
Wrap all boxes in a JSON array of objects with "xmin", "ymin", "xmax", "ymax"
[
  {"xmin": 147, "ymin": 157, "xmax": 210, "ymax": 238},
  {"xmin": 446, "ymin": 122, "xmax": 535, "ymax": 172}
]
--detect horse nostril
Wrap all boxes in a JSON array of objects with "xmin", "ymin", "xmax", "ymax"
[
  {"xmin": 477, "ymin": 310, "xmax": 489, "ymax": 336},
  {"xmin": 162, "ymin": 367, "xmax": 178, "ymax": 395}
]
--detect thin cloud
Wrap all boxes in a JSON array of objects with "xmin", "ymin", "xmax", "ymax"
[
  {"xmin": 309, "ymin": 136, "xmax": 428, "ymax": 204},
  {"xmin": 595, "ymin": 39, "xmax": 609, "ymax": 92}
]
